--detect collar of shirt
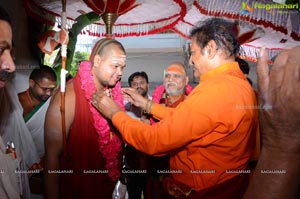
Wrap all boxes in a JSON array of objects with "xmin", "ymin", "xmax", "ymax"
[{"xmin": 200, "ymin": 62, "xmax": 240, "ymax": 82}]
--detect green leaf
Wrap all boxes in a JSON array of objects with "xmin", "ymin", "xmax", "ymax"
[{"xmin": 52, "ymin": 12, "xmax": 100, "ymax": 84}]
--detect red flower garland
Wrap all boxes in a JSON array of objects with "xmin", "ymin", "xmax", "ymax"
[{"xmin": 78, "ymin": 61, "xmax": 124, "ymax": 181}]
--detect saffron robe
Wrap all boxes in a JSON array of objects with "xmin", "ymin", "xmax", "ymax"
[
  {"xmin": 60, "ymin": 75, "xmax": 120, "ymax": 199},
  {"xmin": 112, "ymin": 62, "xmax": 258, "ymax": 196}
]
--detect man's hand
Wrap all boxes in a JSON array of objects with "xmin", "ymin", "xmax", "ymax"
[
  {"xmin": 257, "ymin": 45, "xmax": 300, "ymax": 153},
  {"xmin": 122, "ymin": 88, "xmax": 149, "ymax": 110},
  {"xmin": 92, "ymin": 91, "xmax": 122, "ymax": 119},
  {"xmin": 244, "ymin": 45, "xmax": 300, "ymax": 199}
]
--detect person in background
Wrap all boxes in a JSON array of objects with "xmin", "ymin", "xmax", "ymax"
[
  {"xmin": 235, "ymin": 57, "xmax": 260, "ymax": 171},
  {"xmin": 236, "ymin": 57, "xmax": 253, "ymax": 86},
  {"xmin": 244, "ymin": 45, "xmax": 300, "ymax": 199},
  {"xmin": 125, "ymin": 71, "xmax": 151, "ymax": 122},
  {"xmin": 44, "ymin": 38, "xmax": 126, "ymax": 199},
  {"xmin": 18, "ymin": 65, "xmax": 56, "ymax": 156},
  {"xmin": 92, "ymin": 18, "xmax": 258, "ymax": 199},
  {"xmin": 125, "ymin": 71, "xmax": 151, "ymax": 199},
  {"xmin": 17, "ymin": 65, "xmax": 57, "ymax": 194},
  {"xmin": 148, "ymin": 61, "xmax": 193, "ymax": 199},
  {"xmin": 18, "ymin": 65, "xmax": 56, "ymax": 119},
  {"xmin": 152, "ymin": 61, "xmax": 192, "ymax": 108},
  {"xmin": 0, "ymin": 6, "xmax": 38, "ymax": 199}
]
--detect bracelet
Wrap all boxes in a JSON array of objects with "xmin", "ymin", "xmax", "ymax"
[{"xmin": 144, "ymin": 100, "xmax": 153, "ymax": 114}]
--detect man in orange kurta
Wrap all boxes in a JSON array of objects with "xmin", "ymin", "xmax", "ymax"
[{"xmin": 93, "ymin": 18, "xmax": 258, "ymax": 199}]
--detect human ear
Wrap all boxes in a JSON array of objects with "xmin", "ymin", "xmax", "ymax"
[
  {"xmin": 29, "ymin": 79, "xmax": 34, "ymax": 87},
  {"xmin": 93, "ymin": 54, "xmax": 102, "ymax": 68},
  {"xmin": 185, "ymin": 76, "xmax": 189, "ymax": 84},
  {"xmin": 205, "ymin": 40, "xmax": 218, "ymax": 59}
]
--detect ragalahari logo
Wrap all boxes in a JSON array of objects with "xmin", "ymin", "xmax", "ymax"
[
  {"xmin": 240, "ymin": 2, "xmax": 254, "ymax": 15},
  {"xmin": 241, "ymin": 1, "xmax": 299, "ymax": 15}
]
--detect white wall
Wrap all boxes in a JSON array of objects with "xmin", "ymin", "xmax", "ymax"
[
  {"xmin": 12, "ymin": 51, "xmax": 189, "ymax": 95},
  {"xmin": 12, "ymin": 56, "xmax": 258, "ymax": 96}
]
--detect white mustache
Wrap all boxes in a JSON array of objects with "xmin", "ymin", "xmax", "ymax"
[{"xmin": 166, "ymin": 82, "xmax": 177, "ymax": 87}]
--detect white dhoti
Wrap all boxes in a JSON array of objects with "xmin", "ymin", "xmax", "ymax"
[{"xmin": 26, "ymin": 98, "xmax": 51, "ymax": 158}]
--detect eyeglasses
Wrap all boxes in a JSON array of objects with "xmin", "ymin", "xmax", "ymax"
[
  {"xmin": 33, "ymin": 80, "xmax": 56, "ymax": 93},
  {"xmin": 131, "ymin": 81, "xmax": 147, "ymax": 88}
]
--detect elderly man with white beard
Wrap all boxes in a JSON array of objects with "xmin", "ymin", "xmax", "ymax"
[
  {"xmin": 152, "ymin": 61, "xmax": 193, "ymax": 108},
  {"xmin": 145, "ymin": 61, "xmax": 193, "ymax": 198}
]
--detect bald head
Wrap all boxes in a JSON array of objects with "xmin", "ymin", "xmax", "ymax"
[
  {"xmin": 91, "ymin": 38, "xmax": 127, "ymax": 90},
  {"xmin": 90, "ymin": 38, "xmax": 126, "ymax": 61}
]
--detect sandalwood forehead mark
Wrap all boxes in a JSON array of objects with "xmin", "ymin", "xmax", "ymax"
[
  {"xmin": 164, "ymin": 67, "xmax": 186, "ymax": 79},
  {"xmin": 111, "ymin": 54, "xmax": 126, "ymax": 64},
  {"xmin": 166, "ymin": 66, "xmax": 185, "ymax": 74}
]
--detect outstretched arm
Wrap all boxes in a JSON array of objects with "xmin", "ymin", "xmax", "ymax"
[
  {"xmin": 123, "ymin": 87, "xmax": 174, "ymax": 120},
  {"xmin": 94, "ymin": 88, "xmax": 173, "ymax": 121},
  {"xmin": 44, "ymin": 82, "xmax": 75, "ymax": 199},
  {"xmin": 244, "ymin": 46, "xmax": 300, "ymax": 198}
]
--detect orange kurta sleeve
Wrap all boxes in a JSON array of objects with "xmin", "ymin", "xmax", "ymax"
[{"xmin": 149, "ymin": 102, "xmax": 174, "ymax": 121}]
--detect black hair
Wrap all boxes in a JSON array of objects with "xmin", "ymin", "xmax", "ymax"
[
  {"xmin": 235, "ymin": 57, "xmax": 249, "ymax": 75},
  {"xmin": 128, "ymin": 71, "xmax": 149, "ymax": 87},
  {"xmin": 29, "ymin": 65, "xmax": 57, "ymax": 83},
  {"xmin": 190, "ymin": 18, "xmax": 240, "ymax": 57},
  {"xmin": 0, "ymin": 6, "xmax": 12, "ymax": 26}
]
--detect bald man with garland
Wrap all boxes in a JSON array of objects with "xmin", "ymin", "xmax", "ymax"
[{"xmin": 44, "ymin": 38, "xmax": 126, "ymax": 199}]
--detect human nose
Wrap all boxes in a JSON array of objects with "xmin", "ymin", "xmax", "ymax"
[
  {"xmin": 189, "ymin": 56, "xmax": 194, "ymax": 66},
  {"xmin": 165, "ymin": 76, "xmax": 173, "ymax": 83},
  {"xmin": 0, "ymin": 50, "xmax": 15, "ymax": 73},
  {"xmin": 116, "ymin": 66, "xmax": 122, "ymax": 76},
  {"xmin": 45, "ymin": 89, "xmax": 52, "ymax": 95}
]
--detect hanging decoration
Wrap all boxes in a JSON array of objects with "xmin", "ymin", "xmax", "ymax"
[
  {"xmin": 172, "ymin": 0, "xmax": 300, "ymax": 63},
  {"xmin": 24, "ymin": 0, "xmax": 194, "ymax": 37}
]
